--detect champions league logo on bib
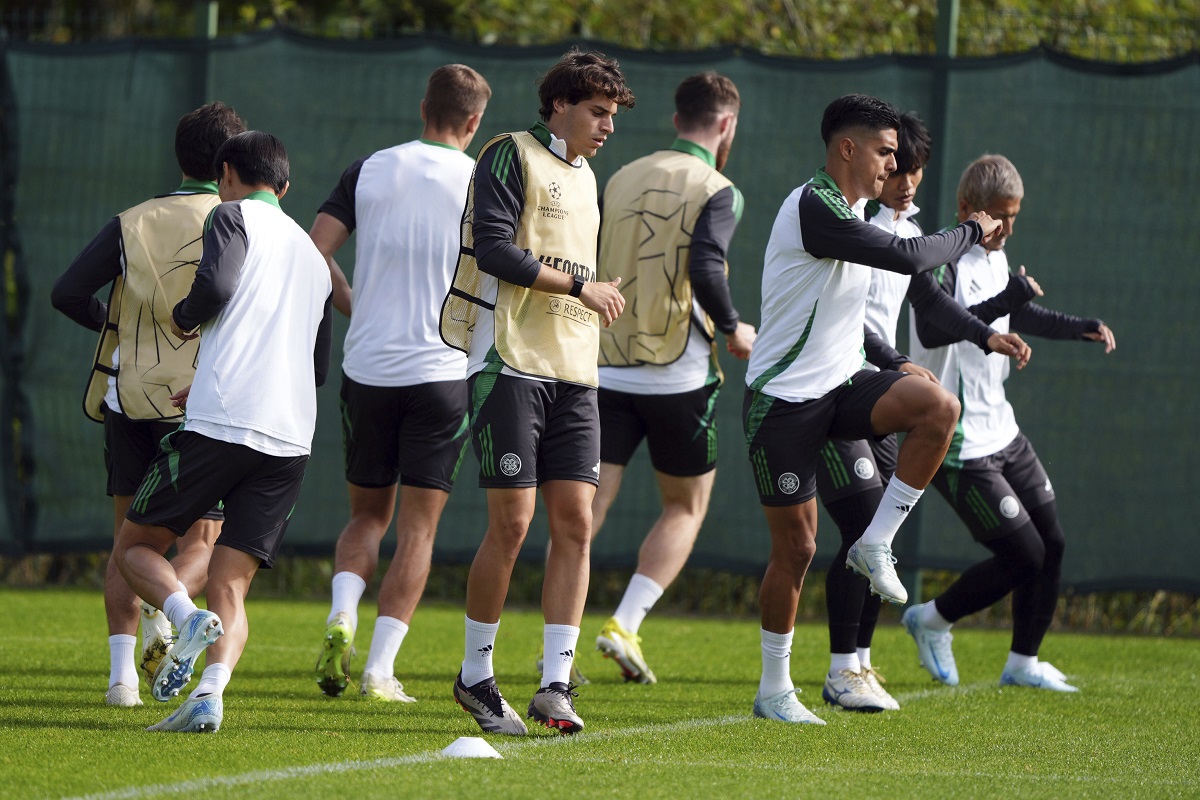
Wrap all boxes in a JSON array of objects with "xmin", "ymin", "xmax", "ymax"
[
  {"xmin": 778, "ymin": 473, "xmax": 800, "ymax": 495},
  {"xmin": 500, "ymin": 453, "xmax": 522, "ymax": 477},
  {"xmin": 854, "ymin": 458, "xmax": 875, "ymax": 480}
]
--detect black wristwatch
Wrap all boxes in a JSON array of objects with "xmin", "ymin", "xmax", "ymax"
[{"xmin": 569, "ymin": 275, "xmax": 586, "ymax": 298}]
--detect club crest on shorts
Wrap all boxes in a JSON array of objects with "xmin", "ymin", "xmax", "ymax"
[
  {"xmin": 1044, "ymin": 478, "xmax": 1055, "ymax": 496},
  {"xmin": 500, "ymin": 453, "xmax": 522, "ymax": 477},
  {"xmin": 999, "ymin": 495, "xmax": 1020, "ymax": 519},
  {"xmin": 854, "ymin": 458, "xmax": 875, "ymax": 480},
  {"xmin": 778, "ymin": 472, "xmax": 800, "ymax": 495}
]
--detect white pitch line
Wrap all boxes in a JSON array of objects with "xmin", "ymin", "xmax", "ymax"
[
  {"xmin": 62, "ymin": 752, "xmax": 447, "ymax": 800},
  {"xmin": 60, "ymin": 681, "xmax": 1000, "ymax": 800}
]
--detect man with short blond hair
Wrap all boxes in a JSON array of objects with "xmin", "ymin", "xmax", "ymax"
[{"xmin": 308, "ymin": 64, "xmax": 491, "ymax": 704}]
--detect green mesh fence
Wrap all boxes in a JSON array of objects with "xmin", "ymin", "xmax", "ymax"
[{"xmin": 3, "ymin": 31, "xmax": 1197, "ymax": 592}]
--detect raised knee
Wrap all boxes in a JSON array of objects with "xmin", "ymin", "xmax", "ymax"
[{"xmin": 932, "ymin": 390, "xmax": 961, "ymax": 433}]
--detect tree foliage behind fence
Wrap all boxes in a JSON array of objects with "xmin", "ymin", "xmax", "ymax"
[{"xmin": 1, "ymin": 31, "xmax": 1197, "ymax": 593}]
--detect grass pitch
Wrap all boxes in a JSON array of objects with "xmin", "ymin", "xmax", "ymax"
[{"xmin": 2, "ymin": 587, "xmax": 1197, "ymax": 799}]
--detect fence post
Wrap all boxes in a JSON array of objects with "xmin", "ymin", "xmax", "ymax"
[
  {"xmin": 0, "ymin": 33, "xmax": 36, "ymax": 553},
  {"xmin": 899, "ymin": 0, "xmax": 960, "ymax": 603},
  {"xmin": 191, "ymin": 1, "xmax": 217, "ymax": 107}
]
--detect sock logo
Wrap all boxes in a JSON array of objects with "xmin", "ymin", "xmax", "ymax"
[
  {"xmin": 895, "ymin": 503, "xmax": 911, "ymax": 513},
  {"xmin": 477, "ymin": 644, "xmax": 493, "ymax": 655},
  {"xmin": 559, "ymin": 649, "xmax": 574, "ymax": 659}
]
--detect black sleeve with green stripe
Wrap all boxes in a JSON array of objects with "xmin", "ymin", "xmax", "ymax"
[
  {"xmin": 799, "ymin": 185, "xmax": 984, "ymax": 275},
  {"xmin": 472, "ymin": 136, "xmax": 541, "ymax": 288}
]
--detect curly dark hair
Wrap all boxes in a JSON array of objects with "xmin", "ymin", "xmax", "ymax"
[{"xmin": 537, "ymin": 49, "xmax": 635, "ymax": 121}]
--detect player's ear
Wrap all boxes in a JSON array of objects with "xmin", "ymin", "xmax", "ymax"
[
  {"xmin": 465, "ymin": 110, "xmax": 483, "ymax": 136},
  {"xmin": 838, "ymin": 136, "xmax": 855, "ymax": 163},
  {"xmin": 277, "ymin": 180, "xmax": 290, "ymax": 201}
]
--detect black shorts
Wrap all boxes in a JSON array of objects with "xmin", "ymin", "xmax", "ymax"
[
  {"xmin": 930, "ymin": 432, "xmax": 1055, "ymax": 543},
  {"xmin": 340, "ymin": 373, "xmax": 470, "ymax": 491},
  {"xmin": 468, "ymin": 372, "xmax": 600, "ymax": 488},
  {"xmin": 125, "ymin": 429, "xmax": 309, "ymax": 567},
  {"xmin": 598, "ymin": 381, "xmax": 720, "ymax": 477},
  {"xmin": 103, "ymin": 409, "xmax": 223, "ymax": 520},
  {"xmin": 815, "ymin": 433, "xmax": 899, "ymax": 503},
  {"xmin": 743, "ymin": 370, "xmax": 907, "ymax": 506}
]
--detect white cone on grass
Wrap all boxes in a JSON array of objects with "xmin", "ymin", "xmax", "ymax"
[{"xmin": 441, "ymin": 737, "xmax": 503, "ymax": 759}]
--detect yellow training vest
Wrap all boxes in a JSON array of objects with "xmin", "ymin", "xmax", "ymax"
[
  {"xmin": 84, "ymin": 191, "xmax": 219, "ymax": 422},
  {"xmin": 441, "ymin": 130, "xmax": 601, "ymax": 386},
  {"xmin": 598, "ymin": 148, "xmax": 734, "ymax": 368}
]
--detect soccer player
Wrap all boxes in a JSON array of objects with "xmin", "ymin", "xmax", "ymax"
[
  {"xmin": 50, "ymin": 102, "xmax": 245, "ymax": 707},
  {"xmin": 114, "ymin": 131, "xmax": 334, "ymax": 732},
  {"xmin": 816, "ymin": 113, "xmax": 1032, "ymax": 713},
  {"xmin": 742, "ymin": 94, "xmax": 1008, "ymax": 724},
  {"xmin": 903, "ymin": 154, "xmax": 1115, "ymax": 692},
  {"xmin": 439, "ymin": 49, "xmax": 634, "ymax": 735},
  {"xmin": 307, "ymin": 64, "xmax": 491, "ymax": 703},
  {"xmin": 590, "ymin": 71, "xmax": 755, "ymax": 684}
]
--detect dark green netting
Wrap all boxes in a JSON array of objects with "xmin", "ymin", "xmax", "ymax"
[{"xmin": 3, "ymin": 31, "xmax": 1197, "ymax": 591}]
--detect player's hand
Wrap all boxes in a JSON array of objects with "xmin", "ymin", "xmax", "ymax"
[
  {"xmin": 725, "ymin": 321, "xmax": 756, "ymax": 360},
  {"xmin": 1017, "ymin": 265, "xmax": 1043, "ymax": 297},
  {"xmin": 898, "ymin": 362, "xmax": 940, "ymax": 384},
  {"xmin": 969, "ymin": 211, "xmax": 1002, "ymax": 242},
  {"xmin": 1083, "ymin": 322, "xmax": 1116, "ymax": 353},
  {"xmin": 987, "ymin": 331, "xmax": 1032, "ymax": 370},
  {"xmin": 170, "ymin": 385, "xmax": 191, "ymax": 410},
  {"xmin": 169, "ymin": 314, "xmax": 198, "ymax": 341},
  {"xmin": 579, "ymin": 276, "xmax": 625, "ymax": 327}
]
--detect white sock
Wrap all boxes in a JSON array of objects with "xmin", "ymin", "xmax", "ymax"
[
  {"xmin": 829, "ymin": 651, "xmax": 859, "ymax": 676},
  {"xmin": 363, "ymin": 616, "xmax": 409, "ymax": 680},
  {"xmin": 190, "ymin": 662, "xmax": 231, "ymax": 699},
  {"xmin": 1005, "ymin": 651, "xmax": 1037, "ymax": 674},
  {"xmin": 759, "ymin": 629, "xmax": 794, "ymax": 698},
  {"xmin": 108, "ymin": 634, "xmax": 138, "ymax": 688},
  {"xmin": 163, "ymin": 590, "xmax": 198, "ymax": 631},
  {"xmin": 857, "ymin": 647, "xmax": 872, "ymax": 670},
  {"xmin": 859, "ymin": 476, "xmax": 924, "ymax": 547},
  {"xmin": 460, "ymin": 616, "xmax": 499, "ymax": 686},
  {"xmin": 613, "ymin": 573, "xmax": 664, "ymax": 634},
  {"xmin": 541, "ymin": 624, "xmax": 581, "ymax": 687},
  {"xmin": 921, "ymin": 601, "xmax": 953, "ymax": 631},
  {"xmin": 328, "ymin": 572, "xmax": 367, "ymax": 631}
]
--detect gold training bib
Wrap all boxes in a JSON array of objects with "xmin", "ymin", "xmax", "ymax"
[
  {"xmin": 598, "ymin": 149, "xmax": 734, "ymax": 368},
  {"xmin": 441, "ymin": 130, "xmax": 601, "ymax": 386},
  {"xmin": 84, "ymin": 192, "xmax": 219, "ymax": 422}
]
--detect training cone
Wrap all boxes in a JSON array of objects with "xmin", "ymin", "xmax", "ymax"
[{"xmin": 441, "ymin": 736, "xmax": 503, "ymax": 759}]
